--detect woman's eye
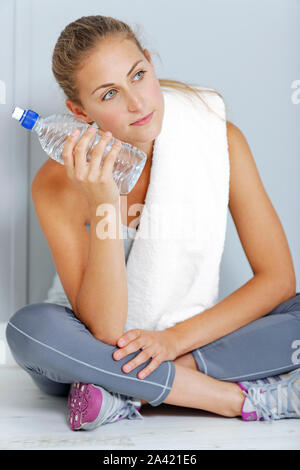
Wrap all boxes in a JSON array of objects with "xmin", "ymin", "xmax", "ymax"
[
  {"xmin": 133, "ymin": 70, "xmax": 146, "ymax": 81},
  {"xmin": 102, "ymin": 89, "xmax": 116, "ymax": 101},
  {"xmin": 102, "ymin": 70, "xmax": 147, "ymax": 101}
]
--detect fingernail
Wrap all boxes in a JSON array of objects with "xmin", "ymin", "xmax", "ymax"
[
  {"xmin": 105, "ymin": 131, "xmax": 112, "ymax": 137},
  {"xmin": 71, "ymin": 129, "xmax": 79, "ymax": 136},
  {"xmin": 115, "ymin": 139, "xmax": 121, "ymax": 146},
  {"xmin": 88, "ymin": 127, "xmax": 96, "ymax": 133}
]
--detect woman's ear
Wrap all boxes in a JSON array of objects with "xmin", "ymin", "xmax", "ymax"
[{"xmin": 65, "ymin": 99, "xmax": 93, "ymax": 124}]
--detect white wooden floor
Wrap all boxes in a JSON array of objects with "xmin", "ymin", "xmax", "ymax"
[{"xmin": 0, "ymin": 366, "xmax": 299, "ymax": 450}]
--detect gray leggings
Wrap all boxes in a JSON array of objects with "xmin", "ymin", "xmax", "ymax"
[{"xmin": 6, "ymin": 292, "xmax": 300, "ymax": 407}]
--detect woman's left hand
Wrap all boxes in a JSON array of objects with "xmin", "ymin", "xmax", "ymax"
[{"xmin": 113, "ymin": 329, "xmax": 179, "ymax": 379}]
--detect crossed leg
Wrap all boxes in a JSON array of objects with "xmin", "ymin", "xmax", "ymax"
[
  {"xmin": 140, "ymin": 352, "xmax": 209, "ymax": 407},
  {"xmin": 173, "ymin": 352, "xmax": 198, "ymax": 370}
]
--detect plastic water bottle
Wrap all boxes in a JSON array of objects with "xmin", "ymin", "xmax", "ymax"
[{"xmin": 12, "ymin": 107, "xmax": 147, "ymax": 195}]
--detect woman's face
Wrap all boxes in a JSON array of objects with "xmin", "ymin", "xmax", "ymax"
[{"xmin": 66, "ymin": 36, "xmax": 164, "ymax": 159}]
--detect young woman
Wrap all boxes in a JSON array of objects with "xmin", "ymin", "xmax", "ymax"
[{"xmin": 6, "ymin": 15, "xmax": 300, "ymax": 431}]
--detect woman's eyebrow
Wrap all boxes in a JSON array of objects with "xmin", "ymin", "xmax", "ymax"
[{"xmin": 91, "ymin": 60, "xmax": 144, "ymax": 95}]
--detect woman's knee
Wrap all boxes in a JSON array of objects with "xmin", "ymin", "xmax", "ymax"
[
  {"xmin": 5, "ymin": 302, "xmax": 115, "ymax": 365},
  {"xmin": 6, "ymin": 302, "xmax": 66, "ymax": 358}
]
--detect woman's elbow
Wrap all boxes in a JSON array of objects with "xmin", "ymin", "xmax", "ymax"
[
  {"xmin": 75, "ymin": 304, "xmax": 126, "ymax": 346},
  {"xmin": 284, "ymin": 275, "xmax": 297, "ymax": 299},
  {"xmin": 90, "ymin": 320, "xmax": 126, "ymax": 346},
  {"xmin": 92, "ymin": 330, "xmax": 122, "ymax": 346}
]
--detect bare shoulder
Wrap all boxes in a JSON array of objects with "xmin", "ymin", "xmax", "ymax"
[{"xmin": 31, "ymin": 158, "xmax": 90, "ymax": 225}]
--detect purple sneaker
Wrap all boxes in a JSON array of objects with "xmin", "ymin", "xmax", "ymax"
[
  {"xmin": 67, "ymin": 382, "xmax": 143, "ymax": 431},
  {"xmin": 237, "ymin": 368, "xmax": 300, "ymax": 422}
]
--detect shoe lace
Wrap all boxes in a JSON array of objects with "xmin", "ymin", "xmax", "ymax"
[
  {"xmin": 247, "ymin": 370, "xmax": 300, "ymax": 421},
  {"xmin": 247, "ymin": 387, "xmax": 276, "ymax": 422},
  {"xmin": 104, "ymin": 392, "xmax": 144, "ymax": 424}
]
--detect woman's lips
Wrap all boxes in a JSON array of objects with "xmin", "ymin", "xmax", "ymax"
[{"xmin": 131, "ymin": 111, "xmax": 153, "ymax": 126}]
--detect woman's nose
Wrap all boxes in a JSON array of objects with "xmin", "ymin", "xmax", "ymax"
[{"xmin": 126, "ymin": 93, "xmax": 144, "ymax": 112}]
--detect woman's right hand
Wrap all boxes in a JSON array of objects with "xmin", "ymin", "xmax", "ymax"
[{"xmin": 62, "ymin": 126, "xmax": 122, "ymax": 209}]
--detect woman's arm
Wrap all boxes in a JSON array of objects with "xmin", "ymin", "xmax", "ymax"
[
  {"xmin": 166, "ymin": 121, "xmax": 296, "ymax": 357},
  {"xmin": 76, "ymin": 202, "xmax": 128, "ymax": 345},
  {"xmin": 32, "ymin": 165, "xmax": 127, "ymax": 347}
]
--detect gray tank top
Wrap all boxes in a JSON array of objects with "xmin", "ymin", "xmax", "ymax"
[{"xmin": 85, "ymin": 223, "xmax": 136, "ymax": 264}]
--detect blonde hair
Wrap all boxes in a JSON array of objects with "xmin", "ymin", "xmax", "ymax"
[{"xmin": 52, "ymin": 15, "xmax": 225, "ymax": 121}]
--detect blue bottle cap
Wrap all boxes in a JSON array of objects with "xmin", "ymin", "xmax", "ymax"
[
  {"xmin": 20, "ymin": 109, "xmax": 39, "ymax": 130},
  {"xmin": 12, "ymin": 107, "xmax": 39, "ymax": 130}
]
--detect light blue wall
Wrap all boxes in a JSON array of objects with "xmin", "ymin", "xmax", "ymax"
[{"xmin": 2, "ymin": 0, "xmax": 299, "ymax": 321}]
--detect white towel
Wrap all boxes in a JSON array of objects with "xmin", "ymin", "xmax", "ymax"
[{"xmin": 124, "ymin": 86, "xmax": 230, "ymax": 332}]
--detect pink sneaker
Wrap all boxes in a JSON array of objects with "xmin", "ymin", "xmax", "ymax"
[{"xmin": 67, "ymin": 382, "xmax": 143, "ymax": 431}]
